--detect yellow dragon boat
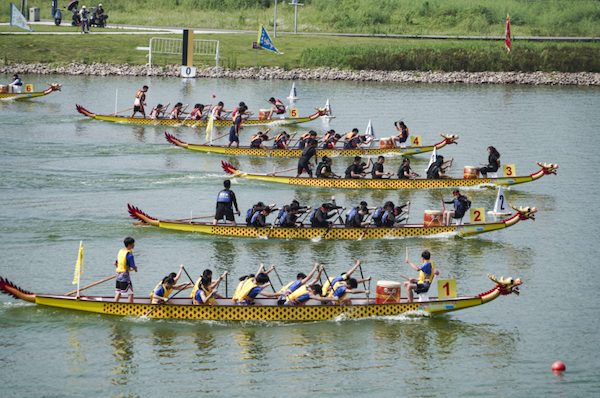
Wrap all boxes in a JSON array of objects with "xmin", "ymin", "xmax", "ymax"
[
  {"xmin": 76, "ymin": 105, "xmax": 325, "ymax": 127},
  {"xmin": 222, "ymin": 161, "xmax": 558, "ymax": 190},
  {"xmin": 0, "ymin": 275, "xmax": 522, "ymax": 321},
  {"xmin": 127, "ymin": 204, "xmax": 537, "ymax": 240},
  {"xmin": 0, "ymin": 83, "xmax": 62, "ymax": 100},
  {"xmin": 165, "ymin": 132, "xmax": 459, "ymax": 158}
]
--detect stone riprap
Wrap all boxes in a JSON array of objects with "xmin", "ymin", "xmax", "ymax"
[{"xmin": 2, "ymin": 63, "xmax": 599, "ymax": 86}]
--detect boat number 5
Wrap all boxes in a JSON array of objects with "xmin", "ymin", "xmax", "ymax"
[
  {"xmin": 437, "ymin": 279, "xmax": 456, "ymax": 299},
  {"xmin": 290, "ymin": 108, "xmax": 298, "ymax": 118}
]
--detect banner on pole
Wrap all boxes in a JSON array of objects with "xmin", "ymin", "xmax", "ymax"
[
  {"xmin": 72, "ymin": 241, "xmax": 84, "ymax": 285},
  {"xmin": 10, "ymin": 3, "xmax": 35, "ymax": 32},
  {"xmin": 257, "ymin": 24, "xmax": 282, "ymax": 54},
  {"xmin": 505, "ymin": 14, "xmax": 511, "ymax": 51},
  {"xmin": 206, "ymin": 110, "xmax": 215, "ymax": 141}
]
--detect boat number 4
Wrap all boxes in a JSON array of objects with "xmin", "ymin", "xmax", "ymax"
[
  {"xmin": 411, "ymin": 136, "xmax": 421, "ymax": 146},
  {"xmin": 437, "ymin": 279, "xmax": 456, "ymax": 299}
]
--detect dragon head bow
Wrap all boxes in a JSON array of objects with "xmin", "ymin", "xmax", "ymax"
[
  {"xmin": 439, "ymin": 133, "xmax": 459, "ymax": 145},
  {"xmin": 536, "ymin": 162, "xmax": 558, "ymax": 175},
  {"xmin": 488, "ymin": 274, "xmax": 522, "ymax": 296},
  {"xmin": 46, "ymin": 83, "xmax": 62, "ymax": 91},
  {"xmin": 313, "ymin": 107, "xmax": 328, "ymax": 116},
  {"xmin": 509, "ymin": 204, "xmax": 537, "ymax": 221}
]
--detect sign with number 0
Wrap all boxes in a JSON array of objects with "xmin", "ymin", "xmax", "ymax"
[
  {"xmin": 437, "ymin": 279, "xmax": 457, "ymax": 299},
  {"xmin": 470, "ymin": 208, "xmax": 486, "ymax": 224},
  {"xmin": 25, "ymin": 84, "xmax": 34, "ymax": 92},
  {"xmin": 410, "ymin": 135, "xmax": 421, "ymax": 147},
  {"xmin": 180, "ymin": 66, "xmax": 197, "ymax": 78},
  {"xmin": 503, "ymin": 164, "xmax": 516, "ymax": 177},
  {"xmin": 289, "ymin": 108, "xmax": 298, "ymax": 118}
]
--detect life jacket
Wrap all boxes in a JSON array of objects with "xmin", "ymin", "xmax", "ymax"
[
  {"xmin": 231, "ymin": 107, "xmax": 240, "ymax": 119},
  {"xmin": 151, "ymin": 283, "xmax": 173, "ymax": 304},
  {"xmin": 382, "ymin": 210, "xmax": 393, "ymax": 226},
  {"xmin": 309, "ymin": 208, "xmax": 318, "ymax": 223},
  {"xmin": 275, "ymin": 208, "xmax": 286, "ymax": 223},
  {"xmin": 345, "ymin": 207, "xmax": 358, "ymax": 227},
  {"xmin": 251, "ymin": 134, "xmax": 262, "ymax": 147},
  {"xmin": 149, "ymin": 107, "xmax": 158, "ymax": 117},
  {"xmin": 169, "ymin": 107, "xmax": 180, "ymax": 119},
  {"xmin": 399, "ymin": 126, "xmax": 409, "ymax": 140},
  {"xmin": 232, "ymin": 277, "xmax": 259, "ymax": 304},
  {"xmin": 273, "ymin": 133, "xmax": 287, "ymax": 149},
  {"xmin": 326, "ymin": 279, "xmax": 348, "ymax": 304},
  {"xmin": 455, "ymin": 195, "xmax": 471, "ymax": 213},
  {"xmin": 280, "ymin": 211, "xmax": 289, "ymax": 225},
  {"xmin": 345, "ymin": 132, "xmax": 357, "ymax": 140},
  {"xmin": 417, "ymin": 261, "xmax": 435, "ymax": 285},
  {"xmin": 190, "ymin": 108, "xmax": 202, "ymax": 120},
  {"xmin": 286, "ymin": 285, "xmax": 310, "ymax": 305},
  {"xmin": 191, "ymin": 278, "xmax": 215, "ymax": 305},
  {"xmin": 251, "ymin": 211, "xmax": 261, "ymax": 224},
  {"xmin": 427, "ymin": 164, "xmax": 441, "ymax": 179},
  {"xmin": 275, "ymin": 101, "xmax": 285, "ymax": 112},
  {"xmin": 135, "ymin": 90, "xmax": 145, "ymax": 103},
  {"xmin": 278, "ymin": 280, "xmax": 296, "ymax": 294},
  {"xmin": 217, "ymin": 190, "xmax": 232, "ymax": 203},
  {"xmin": 245, "ymin": 208, "xmax": 254, "ymax": 223},
  {"xmin": 115, "ymin": 248, "xmax": 132, "ymax": 273},
  {"xmin": 298, "ymin": 133, "xmax": 312, "ymax": 149},
  {"xmin": 211, "ymin": 105, "xmax": 222, "ymax": 116},
  {"xmin": 315, "ymin": 161, "xmax": 326, "ymax": 178},
  {"xmin": 372, "ymin": 207, "xmax": 382, "ymax": 221}
]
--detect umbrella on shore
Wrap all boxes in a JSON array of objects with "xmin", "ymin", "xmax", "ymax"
[{"xmin": 68, "ymin": 0, "xmax": 79, "ymax": 11}]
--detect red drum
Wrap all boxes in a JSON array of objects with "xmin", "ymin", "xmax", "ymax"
[
  {"xmin": 379, "ymin": 137, "xmax": 394, "ymax": 149},
  {"xmin": 463, "ymin": 166, "xmax": 480, "ymax": 179},
  {"xmin": 424, "ymin": 210, "xmax": 443, "ymax": 226},
  {"xmin": 0, "ymin": 85, "xmax": 8, "ymax": 93},
  {"xmin": 376, "ymin": 281, "xmax": 402, "ymax": 304},
  {"xmin": 258, "ymin": 109, "xmax": 270, "ymax": 120}
]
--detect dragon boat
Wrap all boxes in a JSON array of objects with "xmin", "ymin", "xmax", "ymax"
[
  {"xmin": 222, "ymin": 161, "xmax": 558, "ymax": 190},
  {"xmin": 76, "ymin": 105, "xmax": 325, "ymax": 127},
  {"xmin": 165, "ymin": 132, "xmax": 459, "ymax": 158},
  {"xmin": 0, "ymin": 83, "xmax": 62, "ymax": 100},
  {"xmin": 127, "ymin": 204, "xmax": 537, "ymax": 240},
  {"xmin": 0, "ymin": 275, "xmax": 522, "ymax": 321}
]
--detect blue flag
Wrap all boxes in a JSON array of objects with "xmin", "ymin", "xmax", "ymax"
[{"xmin": 257, "ymin": 24, "xmax": 281, "ymax": 54}]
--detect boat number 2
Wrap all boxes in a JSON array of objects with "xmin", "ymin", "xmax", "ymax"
[{"xmin": 473, "ymin": 210, "xmax": 481, "ymax": 222}]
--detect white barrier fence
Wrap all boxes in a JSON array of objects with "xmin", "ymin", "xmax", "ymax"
[{"xmin": 137, "ymin": 37, "xmax": 220, "ymax": 69}]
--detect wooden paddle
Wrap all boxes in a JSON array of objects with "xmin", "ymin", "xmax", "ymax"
[
  {"xmin": 145, "ymin": 287, "xmax": 190, "ymax": 317},
  {"xmin": 272, "ymin": 265, "xmax": 284, "ymax": 289},
  {"xmin": 204, "ymin": 131, "xmax": 229, "ymax": 144},
  {"xmin": 65, "ymin": 275, "xmax": 115, "ymax": 296},
  {"xmin": 358, "ymin": 263, "xmax": 370, "ymax": 306},
  {"xmin": 110, "ymin": 107, "xmax": 134, "ymax": 116},
  {"xmin": 182, "ymin": 266, "xmax": 195, "ymax": 285},
  {"xmin": 266, "ymin": 167, "xmax": 296, "ymax": 176},
  {"xmin": 357, "ymin": 214, "xmax": 372, "ymax": 241}
]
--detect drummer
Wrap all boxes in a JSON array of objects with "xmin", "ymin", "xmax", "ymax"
[
  {"xmin": 442, "ymin": 189, "xmax": 469, "ymax": 226},
  {"xmin": 403, "ymin": 251, "xmax": 435, "ymax": 303}
]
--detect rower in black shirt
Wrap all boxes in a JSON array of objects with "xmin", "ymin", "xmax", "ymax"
[
  {"xmin": 371, "ymin": 156, "xmax": 393, "ymax": 179},
  {"xmin": 345, "ymin": 156, "xmax": 371, "ymax": 179},
  {"xmin": 311, "ymin": 198, "xmax": 345, "ymax": 228},
  {"xmin": 397, "ymin": 158, "xmax": 420, "ymax": 179}
]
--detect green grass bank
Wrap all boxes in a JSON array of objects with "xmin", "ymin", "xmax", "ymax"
[{"xmin": 2, "ymin": 0, "xmax": 600, "ymax": 37}]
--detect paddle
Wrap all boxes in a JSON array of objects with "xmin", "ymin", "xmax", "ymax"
[
  {"xmin": 272, "ymin": 265, "xmax": 284, "ymax": 289},
  {"xmin": 204, "ymin": 131, "xmax": 229, "ymax": 144},
  {"xmin": 145, "ymin": 287, "xmax": 189, "ymax": 317},
  {"xmin": 359, "ymin": 263, "xmax": 370, "ymax": 306},
  {"xmin": 405, "ymin": 201, "xmax": 411, "ymax": 225},
  {"xmin": 398, "ymin": 274, "xmax": 411, "ymax": 281},
  {"xmin": 110, "ymin": 107, "xmax": 134, "ymax": 116},
  {"xmin": 65, "ymin": 275, "xmax": 115, "ymax": 296},
  {"xmin": 182, "ymin": 266, "xmax": 195, "ymax": 285},
  {"xmin": 357, "ymin": 214, "xmax": 372, "ymax": 241},
  {"xmin": 266, "ymin": 167, "xmax": 296, "ymax": 176},
  {"xmin": 225, "ymin": 273, "xmax": 228, "ymax": 298},
  {"xmin": 287, "ymin": 210, "xmax": 310, "ymax": 240}
]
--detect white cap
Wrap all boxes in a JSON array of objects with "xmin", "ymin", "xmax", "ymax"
[
  {"xmin": 82, "ymin": 5, "xmax": 86, "ymax": 8},
  {"xmin": 99, "ymin": 3, "xmax": 102, "ymax": 6}
]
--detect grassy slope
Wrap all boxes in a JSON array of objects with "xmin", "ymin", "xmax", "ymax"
[{"xmin": 3, "ymin": 0, "xmax": 600, "ymax": 37}]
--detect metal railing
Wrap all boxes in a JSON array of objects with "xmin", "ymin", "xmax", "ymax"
[{"xmin": 140, "ymin": 37, "xmax": 220, "ymax": 69}]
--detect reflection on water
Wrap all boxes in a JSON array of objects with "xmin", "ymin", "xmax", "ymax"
[{"xmin": 109, "ymin": 323, "xmax": 137, "ymax": 386}]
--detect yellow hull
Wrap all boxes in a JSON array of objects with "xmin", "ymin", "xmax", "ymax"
[
  {"xmin": 188, "ymin": 144, "xmax": 441, "ymax": 157},
  {"xmin": 35, "ymin": 295, "xmax": 484, "ymax": 320},
  {"xmin": 0, "ymin": 91, "xmax": 54, "ymax": 100}
]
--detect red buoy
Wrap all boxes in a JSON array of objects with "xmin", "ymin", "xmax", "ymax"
[
  {"xmin": 551, "ymin": 361, "xmax": 566, "ymax": 371},
  {"xmin": 211, "ymin": 95, "xmax": 216, "ymax": 98}
]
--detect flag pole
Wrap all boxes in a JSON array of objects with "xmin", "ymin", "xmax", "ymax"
[{"xmin": 76, "ymin": 240, "xmax": 82, "ymax": 298}]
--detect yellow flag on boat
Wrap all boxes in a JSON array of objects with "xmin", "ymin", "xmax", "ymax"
[
  {"xmin": 205, "ymin": 111, "xmax": 214, "ymax": 141},
  {"xmin": 72, "ymin": 241, "xmax": 84, "ymax": 285}
]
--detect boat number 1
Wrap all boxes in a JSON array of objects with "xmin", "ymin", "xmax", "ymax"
[
  {"xmin": 290, "ymin": 108, "xmax": 298, "ymax": 118},
  {"xmin": 437, "ymin": 279, "xmax": 456, "ymax": 299}
]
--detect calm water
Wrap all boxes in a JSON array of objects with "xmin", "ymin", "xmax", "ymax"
[{"xmin": 1, "ymin": 74, "xmax": 599, "ymax": 397}]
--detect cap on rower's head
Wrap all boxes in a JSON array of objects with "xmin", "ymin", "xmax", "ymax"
[
  {"xmin": 322, "ymin": 156, "xmax": 329, "ymax": 162},
  {"xmin": 385, "ymin": 201, "xmax": 394, "ymax": 209},
  {"xmin": 82, "ymin": 5, "xmax": 86, "ymax": 9},
  {"xmin": 403, "ymin": 157, "xmax": 410, "ymax": 163},
  {"xmin": 269, "ymin": 97, "xmax": 276, "ymax": 102},
  {"xmin": 98, "ymin": 4, "xmax": 102, "ymax": 6},
  {"xmin": 453, "ymin": 189, "xmax": 460, "ymax": 195}
]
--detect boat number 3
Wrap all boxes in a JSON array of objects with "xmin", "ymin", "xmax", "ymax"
[{"xmin": 505, "ymin": 166, "xmax": 512, "ymax": 175}]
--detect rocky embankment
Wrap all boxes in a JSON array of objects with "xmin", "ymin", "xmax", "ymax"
[{"xmin": 2, "ymin": 63, "xmax": 600, "ymax": 86}]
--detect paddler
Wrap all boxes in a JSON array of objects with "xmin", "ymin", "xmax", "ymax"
[
  {"xmin": 227, "ymin": 105, "xmax": 246, "ymax": 148},
  {"xmin": 345, "ymin": 156, "xmax": 371, "ymax": 179},
  {"xmin": 392, "ymin": 121, "xmax": 409, "ymax": 146},
  {"xmin": 191, "ymin": 269, "xmax": 228, "ymax": 305},
  {"xmin": 397, "ymin": 158, "xmax": 420, "ymax": 179},
  {"xmin": 212, "ymin": 101, "xmax": 232, "ymax": 120},
  {"xmin": 150, "ymin": 276, "xmax": 191, "ymax": 305},
  {"xmin": 190, "ymin": 103, "xmax": 209, "ymax": 120},
  {"xmin": 272, "ymin": 131, "xmax": 291, "ymax": 150},
  {"xmin": 426, "ymin": 155, "xmax": 454, "ymax": 179},
  {"xmin": 213, "ymin": 180, "xmax": 240, "ymax": 226},
  {"xmin": 130, "ymin": 85, "xmax": 148, "ymax": 118},
  {"xmin": 322, "ymin": 130, "xmax": 341, "ymax": 149},
  {"xmin": 372, "ymin": 201, "xmax": 395, "ymax": 226},
  {"xmin": 250, "ymin": 128, "xmax": 273, "ymax": 151},
  {"xmin": 322, "ymin": 260, "xmax": 371, "ymax": 305},
  {"xmin": 232, "ymin": 264, "xmax": 281, "ymax": 305},
  {"xmin": 403, "ymin": 251, "xmax": 435, "ymax": 303},
  {"xmin": 150, "ymin": 103, "xmax": 169, "ymax": 120},
  {"xmin": 371, "ymin": 156, "xmax": 394, "ymax": 179},
  {"xmin": 310, "ymin": 198, "xmax": 345, "ymax": 228},
  {"xmin": 114, "ymin": 236, "xmax": 137, "ymax": 304},
  {"xmin": 232, "ymin": 101, "xmax": 253, "ymax": 120},
  {"xmin": 342, "ymin": 128, "xmax": 368, "ymax": 150},
  {"xmin": 295, "ymin": 138, "xmax": 319, "ymax": 178},
  {"xmin": 149, "ymin": 264, "xmax": 191, "ymax": 302},
  {"xmin": 169, "ymin": 102, "xmax": 189, "ymax": 120},
  {"xmin": 278, "ymin": 200, "xmax": 311, "ymax": 227},
  {"xmin": 277, "ymin": 263, "xmax": 322, "ymax": 304},
  {"xmin": 316, "ymin": 156, "xmax": 340, "ymax": 178},
  {"xmin": 298, "ymin": 131, "xmax": 319, "ymax": 150},
  {"xmin": 345, "ymin": 202, "xmax": 374, "ymax": 227},
  {"xmin": 250, "ymin": 204, "xmax": 277, "ymax": 227},
  {"xmin": 381, "ymin": 202, "xmax": 410, "ymax": 227},
  {"xmin": 266, "ymin": 97, "xmax": 286, "ymax": 119}
]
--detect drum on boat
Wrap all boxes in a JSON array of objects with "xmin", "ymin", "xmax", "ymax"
[
  {"xmin": 375, "ymin": 281, "xmax": 402, "ymax": 304},
  {"xmin": 258, "ymin": 109, "xmax": 270, "ymax": 120},
  {"xmin": 463, "ymin": 166, "xmax": 480, "ymax": 179},
  {"xmin": 379, "ymin": 137, "xmax": 394, "ymax": 149},
  {"xmin": 0, "ymin": 85, "xmax": 8, "ymax": 93},
  {"xmin": 424, "ymin": 210, "xmax": 443, "ymax": 226}
]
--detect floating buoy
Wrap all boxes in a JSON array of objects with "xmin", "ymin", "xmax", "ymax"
[
  {"xmin": 552, "ymin": 361, "xmax": 566, "ymax": 375},
  {"xmin": 434, "ymin": 269, "xmax": 439, "ymax": 275},
  {"xmin": 211, "ymin": 95, "xmax": 216, "ymax": 98}
]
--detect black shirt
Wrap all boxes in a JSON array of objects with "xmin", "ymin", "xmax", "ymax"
[
  {"xmin": 299, "ymin": 146, "xmax": 316, "ymax": 166},
  {"xmin": 398, "ymin": 164, "xmax": 411, "ymax": 179},
  {"xmin": 345, "ymin": 163, "xmax": 361, "ymax": 179},
  {"xmin": 371, "ymin": 162, "xmax": 384, "ymax": 179},
  {"xmin": 488, "ymin": 153, "xmax": 500, "ymax": 172}
]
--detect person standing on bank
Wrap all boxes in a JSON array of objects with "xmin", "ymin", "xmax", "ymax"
[
  {"xmin": 478, "ymin": 146, "xmax": 501, "ymax": 178},
  {"xmin": 79, "ymin": 5, "xmax": 90, "ymax": 33},
  {"xmin": 114, "ymin": 237, "xmax": 137, "ymax": 304},
  {"xmin": 213, "ymin": 180, "xmax": 240, "ymax": 226},
  {"xmin": 403, "ymin": 251, "xmax": 435, "ymax": 303},
  {"xmin": 131, "ymin": 86, "xmax": 148, "ymax": 118}
]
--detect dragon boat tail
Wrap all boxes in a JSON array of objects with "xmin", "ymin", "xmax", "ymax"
[
  {"xmin": 76, "ymin": 105, "xmax": 325, "ymax": 127},
  {"xmin": 222, "ymin": 161, "xmax": 558, "ymax": 190},
  {"xmin": 0, "ymin": 275, "xmax": 522, "ymax": 321},
  {"xmin": 0, "ymin": 83, "xmax": 62, "ymax": 100},
  {"xmin": 165, "ymin": 132, "xmax": 459, "ymax": 158},
  {"xmin": 127, "ymin": 203, "xmax": 537, "ymax": 240}
]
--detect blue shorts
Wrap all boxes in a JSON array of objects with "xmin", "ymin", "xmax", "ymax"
[{"xmin": 229, "ymin": 131, "xmax": 239, "ymax": 142}]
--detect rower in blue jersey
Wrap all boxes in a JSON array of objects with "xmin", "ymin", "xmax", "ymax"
[
  {"xmin": 150, "ymin": 276, "xmax": 191, "ymax": 305},
  {"xmin": 232, "ymin": 264, "xmax": 281, "ymax": 305},
  {"xmin": 277, "ymin": 263, "xmax": 323, "ymax": 305},
  {"xmin": 213, "ymin": 180, "xmax": 240, "ymax": 226},
  {"xmin": 322, "ymin": 260, "xmax": 371, "ymax": 306},
  {"xmin": 191, "ymin": 269, "xmax": 228, "ymax": 305}
]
